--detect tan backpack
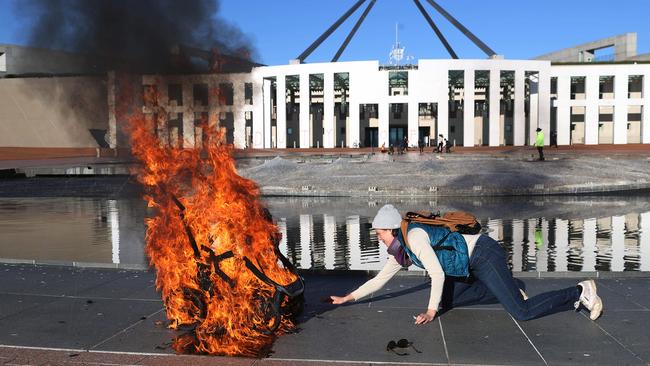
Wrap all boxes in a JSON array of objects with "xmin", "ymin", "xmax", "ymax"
[{"xmin": 400, "ymin": 211, "xmax": 482, "ymax": 244}]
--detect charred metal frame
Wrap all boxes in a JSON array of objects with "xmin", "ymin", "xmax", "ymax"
[{"xmin": 170, "ymin": 193, "xmax": 304, "ymax": 335}]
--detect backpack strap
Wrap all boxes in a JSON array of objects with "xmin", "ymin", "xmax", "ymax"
[
  {"xmin": 401, "ymin": 219, "xmax": 456, "ymax": 253},
  {"xmin": 400, "ymin": 219, "xmax": 411, "ymax": 250}
]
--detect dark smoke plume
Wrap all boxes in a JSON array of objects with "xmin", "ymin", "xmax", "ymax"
[{"xmin": 16, "ymin": 0, "xmax": 258, "ymax": 73}]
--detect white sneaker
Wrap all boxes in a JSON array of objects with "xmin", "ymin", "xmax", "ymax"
[{"xmin": 575, "ymin": 280, "xmax": 603, "ymax": 320}]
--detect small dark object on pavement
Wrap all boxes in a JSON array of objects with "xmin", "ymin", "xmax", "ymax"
[{"xmin": 386, "ymin": 338, "xmax": 422, "ymax": 356}]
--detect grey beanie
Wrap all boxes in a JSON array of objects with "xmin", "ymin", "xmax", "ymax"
[{"xmin": 372, "ymin": 204, "xmax": 402, "ymax": 229}]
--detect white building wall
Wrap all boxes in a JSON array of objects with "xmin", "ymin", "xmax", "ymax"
[
  {"xmin": 323, "ymin": 72, "xmax": 335, "ymax": 148},
  {"xmin": 556, "ymin": 75, "xmax": 571, "ymax": 145},
  {"xmin": 144, "ymin": 59, "xmax": 650, "ymax": 150},
  {"xmin": 489, "ymin": 69, "xmax": 500, "ymax": 146},
  {"xmin": 299, "ymin": 73, "xmax": 309, "ymax": 148},
  {"xmin": 463, "ymin": 69, "xmax": 475, "ymax": 147},
  {"xmin": 514, "ymin": 70, "xmax": 526, "ymax": 145},
  {"xmin": 551, "ymin": 63, "xmax": 650, "ymax": 146},
  {"xmin": 613, "ymin": 72, "xmax": 628, "ymax": 144},
  {"xmin": 276, "ymin": 76, "xmax": 287, "ymax": 148}
]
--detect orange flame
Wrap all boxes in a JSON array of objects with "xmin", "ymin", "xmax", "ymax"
[{"xmin": 127, "ymin": 88, "xmax": 301, "ymax": 357}]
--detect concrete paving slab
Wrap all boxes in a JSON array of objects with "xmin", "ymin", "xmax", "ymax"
[
  {"xmin": 0, "ymin": 264, "xmax": 128, "ymax": 296},
  {"xmin": 75, "ymin": 270, "xmax": 159, "ymax": 300},
  {"xmin": 0, "ymin": 297, "xmax": 162, "ymax": 349},
  {"xmin": 592, "ymin": 310, "xmax": 650, "ymax": 363},
  {"xmin": 0, "ymin": 294, "xmax": 60, "ymax": 321},
  {"xmin": 518, "ymin": 310, "xmax": 645, "ymax": 365},
  {"xmin": 270, "ymin": 305, "xmax": 447, "ymax": 364},
  {"xmin": 441, "ymin": 308, "xmax": 544, "ymax": 366},
  {"xmin": 598, "ymin": 278, "xmax": 650, "ymax": 310},
  {"xmin": 92, "ymin": 310, "xmax": 176, "ymax": 354}
]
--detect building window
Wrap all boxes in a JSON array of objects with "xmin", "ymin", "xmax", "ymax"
[
  {"xmin": 193, "ymin": 84, "xmax": 208, "ymax": 106},
  {"xmin": 244, "ymin": 82, "xmax": 253, "ymax": 105},
  {"xmin": 218, "ymin": 83, "xmax": 234, "ymax": 106},
  {"xmin": 0, "ymin": 52, "xmax": 6, "ymax": 72},
  {"xmin": 168, "ymin": 84, "xmax": 182, "ymax": 106},
  {"xmin": 629, "ymin": 75, "xmax": 643, "ymax": 98},
  {"xmin": 599, "ymin": 76, "xmax": 614, "ymax": 99},
  {"xmin": 388, "ymin": 71, "xmax": 408, "ymax": 96},
  {"xmin": 570, "ymin": 76, "xmax": 586, "ymax": 100},
  {"xmin": 550, "ymin": 77, "xmax": 558, "ymax": 96}
]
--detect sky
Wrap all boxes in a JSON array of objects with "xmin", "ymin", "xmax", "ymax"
[{"xmin": 1, "ymin": 0, "xmax": 649, "ymax": 66}]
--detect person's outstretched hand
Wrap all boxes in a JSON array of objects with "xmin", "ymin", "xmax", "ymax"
[
  {"xmin": 414, "ymin": 309, "xmax": 437, "ymax": 325},
  {"xmin": 330, "ymin": 294, "xmax": 353, "ymax": 305}
]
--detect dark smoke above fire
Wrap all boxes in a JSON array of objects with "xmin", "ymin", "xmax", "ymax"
[{"xmin": 16, "ymin": 0, "xmax": 259, "ymax": 73}]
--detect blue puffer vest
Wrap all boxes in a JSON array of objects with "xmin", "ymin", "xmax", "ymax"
[{"xmin": 396, "ymin": 222, "xmax": 470, "ymax": 277}]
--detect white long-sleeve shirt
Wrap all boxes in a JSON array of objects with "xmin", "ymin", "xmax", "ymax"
[{"xmin": 350, "ymin": 228, "xmax": 480, "ymax": 310}]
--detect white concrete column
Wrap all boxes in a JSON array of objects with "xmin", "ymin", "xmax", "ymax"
[
  {"xmin": 437, "ymin": 97, "xmax": 449, "ymax": 143},
  {"xmin": 408, "ymin": 101, "xmax": 419, "ymax": 148},
  {"xmin": 528, "ymin": 74, "xmax": 539, "ymax": 145},
  {"xmin": 230, "ymin": 78, "xmax": 244, "ymax": 149},
  {"xmin": 347, "ymin": 215, "xmax": 361, "ymax": 270},
  {"xmin": 611, "ymin": 215, "xmax": 625, "ymax": 271},
  {"xmin": 538, "ymin": 69, "xmax": 551, "ymax": 144},
  {"xmin": 556, "ymin": 75, "xmax": 571, "ymax": 145},
  {"xmin": 512, "ymin": 219, "xmax": 524, "ymax": 272},
  {"xmin": 378, "ymin": 102, "xmax": 389, "ymax": 147},
  {"xmin": 106, "ymin": 72, "xmax": 117, "ymax": 149},
  {"xmin": 585, "ymin": 74, "xmax": 599, "ymax": 144},
  {"xmin": 514, "ymin": 70, "xmax": 526, "ymax": 146},
  {"xmin": 464, "ymin": 70, "xmax": 475, "ymax": 147},
  {"xmin": 489, "ymin": 69, "xmax": 500, "ymax": 146},
  {"xmin": 299, "ymin": 214, "xmax": 313, "ymax": 269},
  {"xmin": 614, "ymin": 73, "xmax": 628, "ymax": 144},
  {"xmin": 583, "ymin": 218, "xmax": 597, "ymax": 271},
  {"xmin": 299, "ymin": 73, "xmax": 310, "ymax": 148},
  {"xmin": 263, "ymin": 79, "xmax": 272, "ymax": 148},
  {"xmin": 641, "ymin": 73, "xmax": 650, "ymax": 144},
  {"xmin": 252, "ymin": 79, "xmax": 264, "ymax": 148},
  {"xmin": 276, "ymin": 76, "xmax": 287, "ymax": 148},
  {"xmin": 182, "ymin": 81, "xmax": 195, "ymax": 148},
  {"xmin": 554, "ymin": 219, "xmax": 569, "ymax": 272},
  {"xmin": 324, "ymin": 214, "xmax": 336, "ymax": 270},
  {"xmin": 640, "ymin": 212, "xmax": 650, "ymax": 271},
  {"xmin": 349, "ymin": 102, "xmax": 360, "ymax": 148},
  {"xmin": 323, "ymin": 73, "xmax": 335, "ymax": 148}
]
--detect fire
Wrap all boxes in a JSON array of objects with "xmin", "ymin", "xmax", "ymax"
[{"xmin": 127, "ymin": 88, "xmax": 303, "ymax": 357}]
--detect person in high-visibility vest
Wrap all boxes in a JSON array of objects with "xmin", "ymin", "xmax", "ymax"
[{"xmin": 535, "ymin": 127, "xmax": 545, "ymax": 161}]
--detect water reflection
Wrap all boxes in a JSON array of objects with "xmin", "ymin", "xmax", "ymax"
[
  {"xmin": 0, "ymin": 197, "xmax": 147, "ymax": 266},
  {"xmin": 0, "ymin": 196, "xmax": 648, "ymax": 272},
  {"xmin": 265, "ymin": 196, "xmax": 650, "ymax": 272}
]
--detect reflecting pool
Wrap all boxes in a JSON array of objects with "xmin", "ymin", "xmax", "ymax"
[{"xmin": 0, "ymin": 195, "xmax": 648, "ymax": 272}]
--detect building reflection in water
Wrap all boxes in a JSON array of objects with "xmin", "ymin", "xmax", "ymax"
[
  {"xmin": 0, "ymin": 196, "xmax": 648, "ymax": 272},
  {"xmin": 278, "ymin": 211, "xmax": 650, "ymax": 272}
]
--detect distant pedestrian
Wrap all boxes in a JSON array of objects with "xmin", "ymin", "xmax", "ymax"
[
  {"xmin": 445, "ymin": 138, "xmax": 452, "ymax": 153},
  {"xmin": 402, "ymin": 136, "xmax": 409, "ymax": 153},
  {"xmin": 418, "ymin": 139, "xmax": 425, "ymax": 154},
  {"xmin": 535, "ymin": 127, "xmax": 545, "ymax": 161},
  {"xmin": 329, "ymin": 204, "xmax": 604, "ymax": 324},
  {"xmin": 437, "ymin": 134, "xmax": 444, "ymax": 153}
]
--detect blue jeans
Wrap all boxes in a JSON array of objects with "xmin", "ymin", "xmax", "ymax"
[{"xmin": 439, "ymin": 235, "xmax": 580, "ymax": 321}]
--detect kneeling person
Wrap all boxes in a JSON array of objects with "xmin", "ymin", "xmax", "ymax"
[{"xmin": 330, "ymin": 204, "xmax": 603, "ymax": 324}]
